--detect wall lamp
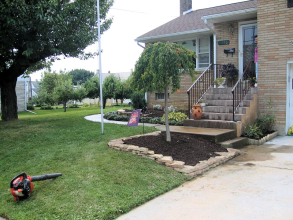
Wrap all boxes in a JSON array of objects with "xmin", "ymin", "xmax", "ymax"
[{"xmin": 229, "ymin": 24, "xmax": 234, "ymax": 35}]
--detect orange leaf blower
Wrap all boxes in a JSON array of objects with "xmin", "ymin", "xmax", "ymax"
[{"xmin": 10, "ymin": 172, "xmax": 62, "ymax": 201}]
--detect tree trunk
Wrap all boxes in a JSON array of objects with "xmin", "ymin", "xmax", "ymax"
[
  {"xmin": 164, "ymin": 88, "xmax": 171, "ymax": 142},
  {"xmin": 63, "ymin": 102, "xmax": 67, "ymax": 112},
  {"xmin": 103, "ymin": 98, "xmax": 107, "ymax": 109},
  {"xmin": 1, "ymin": 78, "xmax": 18, "ymax": 121}
]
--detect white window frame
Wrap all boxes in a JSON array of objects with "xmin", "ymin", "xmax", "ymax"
[
  {"xmin": 196, "ymin": 37, "xmax": 210, "ymax": 69},
  {"xmin": 177, "ymin": 36, "xmax": 210, "ymax": 70},
  {"xmin": 155, "ymin": 93, "xmax": 169, "ymax": 100}
]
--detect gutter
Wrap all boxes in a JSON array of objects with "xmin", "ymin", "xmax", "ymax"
[
  {"xmin": 135, "ymin": 28, "xmax": 210, "ymax": 43},
  {"xmin": 137, "ymin": 42, "xmax": 145, "ymax": 49}
]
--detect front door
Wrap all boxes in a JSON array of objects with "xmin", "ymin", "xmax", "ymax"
[
  {"xmin": 239, "ymin": 22, "xmax": 257, "ymax": 78},
  {"xmin": 287, "ymin": 63, "xmax": 293, "ymax": 133}
]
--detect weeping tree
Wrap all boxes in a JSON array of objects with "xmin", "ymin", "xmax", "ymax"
[
  {"xmin": 131, "ymin": 42, "xmax": 196, "ymax": 142},
  {"xmin": 0, "ymin": 0, "xmax": 113, "ymax": 121}
]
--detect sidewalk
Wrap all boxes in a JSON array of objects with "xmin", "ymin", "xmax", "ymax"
[{"xmin": 117, "ymin": 136, "xmax": 293, "ymax": 220}]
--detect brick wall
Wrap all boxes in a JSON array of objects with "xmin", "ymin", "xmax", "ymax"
[
  {"xmin": 147, "ymin": 73, "xmax": 200, "ymax": 111},
  {"xmin": 214, "ymin": 21, "xmax": 240, "ymax": 69},
  {"xmin": 257, "ymin": 0, "xmax": 293, "ymax": 134}
]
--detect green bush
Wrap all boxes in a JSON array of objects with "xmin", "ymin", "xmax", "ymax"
[
  {"xmin": 254, "ymin": 115, "xmax": 275, "ymax": 134},
  {"xmin": 103, "ymin": 111, "xmax": 129, "ymax": 121},
  {"xmin": 26, "ymin": 103, "xmax": 35, "ymax": 110},
  {"xmin": 40, "ymin": 105, "xmax": 53, "ymax": 110},
  {"xmin": 131, "ymin": 91, "xmax": 147, "ymax": 109},
  {"xmin": 82, "ymin": 103, "xmax": 89, "ymax": 107},
  {"xmin": 68, "ymin": 104, "xmax": 79, "ymax": 108},
  {"xmin": 244, "ymin": 124, "xmax": 263, "ymax": 139},
  {"xmin": 161, "ymin": 112, "xmax": 188, "ymax": 122}
]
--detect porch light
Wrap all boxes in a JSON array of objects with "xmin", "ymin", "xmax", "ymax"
[{"xmin": 229, "ymin": 24, "xmax": 234, "ymax": 35}]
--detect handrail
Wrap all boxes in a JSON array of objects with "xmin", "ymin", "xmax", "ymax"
[
  {"xmin": 231, "ymin": 61, "xmax": 254, "ymax": 121},
  {"xmin": 187, "ymin": 64, "xmax": 222, "ymax": 118}
]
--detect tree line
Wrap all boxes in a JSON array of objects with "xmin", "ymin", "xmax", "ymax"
[{"xmin": 35, "ymin": 69, "xmax": 133, "ymax": 112}]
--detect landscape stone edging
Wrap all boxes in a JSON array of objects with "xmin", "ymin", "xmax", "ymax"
[
  {"xmin": 248, "ymin": 131, "xmax": 278, "ymax": 146},
  {"xmin": 107, "ymin": 131, "xmax": 241, "ymax": 177}
]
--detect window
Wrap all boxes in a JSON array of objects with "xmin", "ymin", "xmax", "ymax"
[
  {"xmin": 178, "ymin": 36, "xmax": 211, "ymax": 70},
  {"xmin": 198, "ymin": 37, "xmax": 210, "ymax": 68},
  {"xmin": 288, "ymin": 0, "xmax": 293, "ymax": 8},
  {"xmin": 155, "ymin": 93, "xmax": 169, "ymax": 100}
]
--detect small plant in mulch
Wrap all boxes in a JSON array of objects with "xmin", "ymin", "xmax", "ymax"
[{"xmin": 243, "ymin": 98, "xmax": 276, "ymax": 140}]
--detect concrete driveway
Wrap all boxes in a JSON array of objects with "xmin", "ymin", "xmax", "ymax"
[{"xmin": 117, "ymin": 136, "xmax": 293, "ymax": 220}]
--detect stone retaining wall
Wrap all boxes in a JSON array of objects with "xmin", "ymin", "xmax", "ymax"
[{"xmin": 108, "ymin": 131, "xmax": 241, "ymax": 177}]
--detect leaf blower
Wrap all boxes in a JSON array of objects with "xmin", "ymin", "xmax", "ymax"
[{"xmin": 10, "ymin": 172, "xmax": 62, "ymax": 201}]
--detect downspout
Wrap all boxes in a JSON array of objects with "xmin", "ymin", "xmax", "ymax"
[
  {"xmin": 137, "ymin": 42, "xmax": 145, "ymax": 49},
  {"xmin": 25, "ymin": 77, "xmax": 36, "ymax": 114},
  {"xmin": 204, "ymin": 19, "xmax": 217, "ymax": 84},
  {"xmin": 136, "ymin": 41, "xmax": 148, "ymax": 105}
]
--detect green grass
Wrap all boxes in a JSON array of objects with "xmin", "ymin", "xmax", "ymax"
[{"xmin": 0, "ymin": 107, "xmax": 189, "ymax": 220}]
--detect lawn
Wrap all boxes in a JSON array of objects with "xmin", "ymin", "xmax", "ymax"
[{"xmin": 0, "ymin": 106, "xmax": 189, "ymax": 220}]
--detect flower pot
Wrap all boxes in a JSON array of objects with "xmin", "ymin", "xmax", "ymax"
[{"xmin": 192, "ymin": 104, "xmax": 202, "ymax": 120}]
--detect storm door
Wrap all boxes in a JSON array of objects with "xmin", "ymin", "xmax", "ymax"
[
  {"xmin": 287, "ymin": 63, "xmax": 293, "ymax": 133},
  {"xmin": 239, "ymin": 23, "xmax": 257, "ymax": 79}
]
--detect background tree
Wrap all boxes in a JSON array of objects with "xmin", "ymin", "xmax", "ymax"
[
  {"xmin": 114, "ymin": 78, "xmax": 133, "ymax": 105},
  {"xmin": 0, "ymin": 0, "xmax": 113, "ymax": 121},
  {"xmin": 37, "ymin": 71, "xmax": 59, "ymax": 106},
  {"xmin": 131, "ymin": 42, "xmax": 196, "ymax": 142},
  {"xmin": 102, "ymin": 74, "xmax": 118, "ymax": 109},
  {"xmin": 68, "ymin": 69, "xmax": 95, "ymax": 85},
  {"xmin": 84, "ymin": 75, "xmax": 100, "ymax": 99}
]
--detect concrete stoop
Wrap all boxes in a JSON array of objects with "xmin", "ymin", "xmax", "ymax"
[{"xmin": 108, "ymin": 131, "xmax": 241, "ymax": 177}]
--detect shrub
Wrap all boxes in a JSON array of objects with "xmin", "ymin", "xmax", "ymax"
[
  {"xmin": 153, "ymin": 105, "xmax": 162, "ymax": 110},
  {"xmin": 26, "ymin": 103, "xmax": 35, "ymax": 110},
  {"xmin": 244, "ymin": 124, "xmax": 263, "ymax": 140},
  {"xmin": 103, "ymin": 111, "xmax": 129, "ymax": 121},
  {"xmin": 82, "ymin": 103, "xmax": 89, "ymax": 107},
  {"xmin": 131, "ymin": 91, "xmax": 147, "ymax": 109},
  {"xmin": 40, "ymin": 105, "xmax": 53, "ymax": 110},
  {"xmin": 68, "ymin": 104, "xmax": 79, "ymax": 108},
  {"xmin": 161, "ymin": 112, "xmax": 188, "ymax": 122},
  {"xmin": 255, "ymin": 115, "xmax": 275, "ymax": 134},
  {"xmin": 220, "ymin": 63, "xmax": 238, "ymax": 81}
]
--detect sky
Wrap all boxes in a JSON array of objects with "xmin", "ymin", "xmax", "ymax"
[{"xmin": 30, "ymin": 0, "xmax": 245, "ymax": 81}]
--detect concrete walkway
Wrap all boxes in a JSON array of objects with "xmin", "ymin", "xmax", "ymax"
[{"xmin": 117, "ymin": 136, "xmax": 293, "ymax": 220}]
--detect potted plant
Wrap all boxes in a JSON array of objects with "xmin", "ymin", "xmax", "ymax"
[
  {"xmin": 219, "ymin": 63, "xmax": 239, "ymax": 86},
  {"xmin": 214, "ymin": 77, "xmax": 226, "ymax": 88},
  {"xmin": 248, "ymin": 77, "xmax": 257, "ymax": 87}
]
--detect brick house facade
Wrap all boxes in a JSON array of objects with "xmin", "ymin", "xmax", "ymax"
[{"xmin": 136, "ymin": 0, "xmax": 293, "ymax": 135}]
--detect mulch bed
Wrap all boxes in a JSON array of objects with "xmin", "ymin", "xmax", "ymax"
[{"xmin": 123, "ymin": 132, "xmax": 228, "ymax": 166}]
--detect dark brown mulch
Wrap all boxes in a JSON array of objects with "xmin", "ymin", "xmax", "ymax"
[{"xmin": 123, "ymin": 132, "xmax": 228, "ymax": 166}]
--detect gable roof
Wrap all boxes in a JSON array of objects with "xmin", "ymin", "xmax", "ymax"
[{"xmin": 136, "ymin": 0, "xmax": 257, "ymax": 43}]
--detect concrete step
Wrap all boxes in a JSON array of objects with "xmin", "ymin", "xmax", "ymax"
[
  {"xmin": 183, "ymin": 119, "xmax": 242, "ymax": 137},
  {"xmin": 202, "ymin": 112, "xmax": 244, "ymax": 121},
  {"xmin": 202, "ymin": 106, "xmax": 247, "ymax": 114},
  {"xmin": 219, "ymin": 137, "xmax": 248, "ymax": 149},
  {"xmin": 206, "ymin": 100, "xmax": 251, "ymax": 107},
  {"xmin": 155, "ymin": 125, "xmax": 237, "ymax": 143}
]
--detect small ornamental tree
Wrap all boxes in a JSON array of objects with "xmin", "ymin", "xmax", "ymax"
[
  {"xmin": 53, "ymin": 74, "xmax": 74, "ymax": 112},
  {"xmin": 131, "ymin": 42, "xmax": 196, "ymax": 142},
  {"xmin": 102, "ymin": 74, "xmax": 118, "ymax": 108},
  {"xmin": 84, "ymin": 75, "xmax": 100, "ymax": 99}
]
